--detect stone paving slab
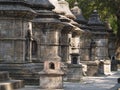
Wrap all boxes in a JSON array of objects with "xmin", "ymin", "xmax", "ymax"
[{"xmin": 16, "ymin": 71, "xmax": 120, "ymax": 90}]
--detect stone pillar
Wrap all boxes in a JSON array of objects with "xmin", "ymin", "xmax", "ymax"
[
  {"xmin": 70, "ymin": 34, "xmax": 81, "ymax": 64},
  {"xmin": 60, "ymin": 30, "xmax": 72, "ymax": 63}
]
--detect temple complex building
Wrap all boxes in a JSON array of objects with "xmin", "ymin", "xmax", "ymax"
[{"xmin": 0, "ymin": 0, "xmax": 116, "ymax": 86}]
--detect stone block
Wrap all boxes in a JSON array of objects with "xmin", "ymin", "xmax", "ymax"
[
  {"xmin": 86, "ymin": 61, "xmax": 99, "ymax": 76},
  {"xmin": 67, "ymin": 64, "xmax": 83, "ymax": 82},
  {"xmin": 40, "ymin": 74, "xmax": 63, "ymax": 89},
  {"xmin": 0, "ymin": 80, "xmax": 24, "ymax": 90}
]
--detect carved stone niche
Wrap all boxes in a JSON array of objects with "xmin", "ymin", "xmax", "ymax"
[{"xmin": 39, "ymin": 59, "xmax": 64, "ymax": 89}]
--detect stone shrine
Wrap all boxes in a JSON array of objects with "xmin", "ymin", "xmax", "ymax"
[
  {"xmin": 87, "ymin": 10, "xmax": 111, "ymax": 75},
  {"xmin": 0, "ymin": 0, "xmax": 42, "ymax": 85},
  {"xmin": 39, "ymin": 59, "xmax": 64, "ymax": 89}
]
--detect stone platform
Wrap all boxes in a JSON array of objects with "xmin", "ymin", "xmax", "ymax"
[{"xmin": 0, "ymin": 71, "xmax": 24, "ymax": 90}]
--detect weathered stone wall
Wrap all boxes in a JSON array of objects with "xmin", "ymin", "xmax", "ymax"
[{"xmin": 0, "ymin": 18, "xmax": 30, "ymax": 63}]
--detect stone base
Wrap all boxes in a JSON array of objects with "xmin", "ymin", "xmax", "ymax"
[
  {"xmin": 39, "ymin": 74, "xmax": 63, "ymax": 89},
  {"xmin": 0, "ymin": 71, "xmax": 24, "ymax": 90},
  {"xmin": 67, "ymin": 64, "xmax": 83, "ymax": 82},
  {"xmin": 0, "ymin": 63, "xmax": 43, "ymax": 85},
  {"xmin": 81, "ymin": 61, "xmax": 99, "ymax": 76},
  {"xmin": 81, "ymin": 60, "xmax": 111, "ymax": 76},
  {"xmin": 40, "ymin": 89, "xmax": 64, "ymax": 90}
]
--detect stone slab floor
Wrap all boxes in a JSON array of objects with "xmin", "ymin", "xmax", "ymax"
[{"xmin": 16, "ymin": 70, "xmax": 120, "ymax": 90}]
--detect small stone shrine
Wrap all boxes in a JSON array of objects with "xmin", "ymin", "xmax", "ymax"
[
  {"xmin": 29, "ymin": 0, "xmax": 65, "ymax": 88},
  {"xmin": 39, "ymin": 59, "xmax": 64, "ymax": 89}
]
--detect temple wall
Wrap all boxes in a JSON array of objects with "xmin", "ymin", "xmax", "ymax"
[{"xmin": 0, "ymin": 18, "xmax": 30, "ymax": 63}]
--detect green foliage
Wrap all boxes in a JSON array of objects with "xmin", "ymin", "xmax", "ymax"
[
  {"xmin": 67, "ymin": 0, "xmax": 120, "ymax": 34},
  {"xmin": 108, "ymin": 15, "xmax": 118, "ymax": 34}
]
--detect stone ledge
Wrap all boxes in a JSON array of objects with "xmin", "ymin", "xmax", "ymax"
[{"xmin": 0, "ymin": 80, "xmax": 24, "ymax": 90}]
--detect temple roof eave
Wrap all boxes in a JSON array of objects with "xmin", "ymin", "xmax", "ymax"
[
  {"xmin": 27, "ymin": 0, "xmax": 55, "ymax": 10},
  {"xmin": 0, "ymin": 2, "xmax": 36, "ymax": 18}
]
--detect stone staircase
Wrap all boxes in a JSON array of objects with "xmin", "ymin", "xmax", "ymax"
[{"xmin": 0, "ymin": 71, "xmax": 24, "ymax": 90}]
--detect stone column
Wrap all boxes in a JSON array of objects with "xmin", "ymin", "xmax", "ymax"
[
  {"xmin": 70, "ymin": 33, "xmax": 81, "ymax": 64},
  {"xmin": 60, "ymin": 25, "xmax": 73, "ymax": 63}
]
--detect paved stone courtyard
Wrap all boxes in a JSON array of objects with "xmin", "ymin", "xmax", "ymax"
[{"xmin": 16, "ymin": 70, "xmax": 120, "ymax": 90}]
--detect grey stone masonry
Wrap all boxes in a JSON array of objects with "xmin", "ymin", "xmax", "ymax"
[{"xmin": 0, "ymin": 71, "xmax": 24, "ymax": 90}]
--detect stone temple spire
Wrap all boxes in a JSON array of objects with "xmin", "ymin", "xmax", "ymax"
[
  {"xmin": 87, "ymin": 10, "xmax": 106, "ymax": 32},
  {"xmin": 88, "ymin": 10, "xmax": 103, "ymax": 26},
  {"xmin": 71, "ymin": 1, "xmax": 87, "ymax": 24},
  {"xmin": 58, "ymin": 0, "xmax": 76, "ymax": 19}
]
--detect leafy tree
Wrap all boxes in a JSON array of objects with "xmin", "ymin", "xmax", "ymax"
[{"xmin": 67, "ymin": 0, "xmax": 120, "ymax": 60}]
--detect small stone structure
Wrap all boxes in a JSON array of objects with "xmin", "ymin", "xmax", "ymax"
[{"xmin": 39, "ymin": 59, "xmax": 64, "ymax": 89}]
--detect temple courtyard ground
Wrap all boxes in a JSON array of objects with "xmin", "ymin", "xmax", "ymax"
[{"xmin": 17, "ymin": 70, "xmax": 120, "ymax": 90}]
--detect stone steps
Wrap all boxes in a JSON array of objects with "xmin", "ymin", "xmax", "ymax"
[
  {"xmin": 0, "ymin": 63, "xmax": 43, "ymax": 85},
  {"xmin": 0, "ymin": 71, "xmax": 24, "ymax": 90},
  {"xmin": 0, "ymin": 80, "xmax": 24, "ymax": 90}
]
